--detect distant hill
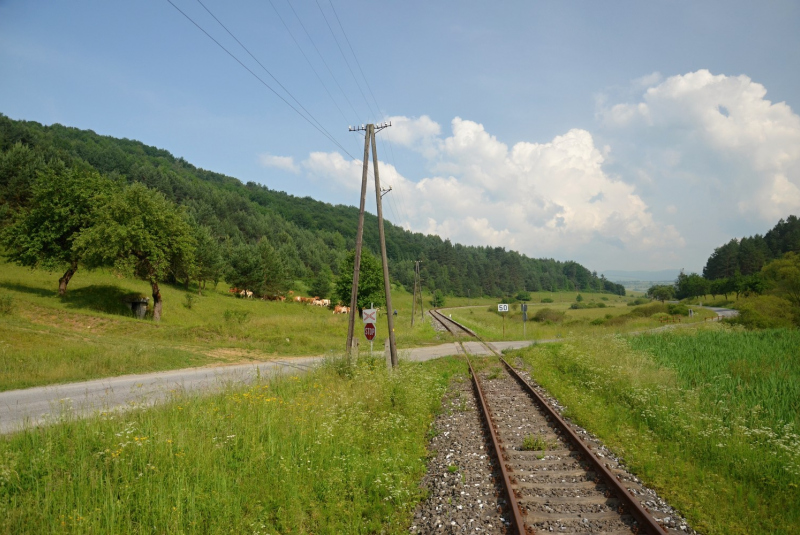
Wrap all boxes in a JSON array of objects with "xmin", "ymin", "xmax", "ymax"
[
  {"xmin": 601, "ymin": 269, "xmax": 680, "ymax": 282},
  {"xmin": 0, "ymin": 113, "xmax": 625, "ymax": 296}
]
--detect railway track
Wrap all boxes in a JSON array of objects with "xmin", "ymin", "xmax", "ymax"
[{"xmin": 428, "ymin": 308, "xmax": 673, "ymax": 534}]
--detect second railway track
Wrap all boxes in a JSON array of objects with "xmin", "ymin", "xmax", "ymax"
[{"xmin": 427, "ymin": 308, "xmax": 682, "ymax": 534}]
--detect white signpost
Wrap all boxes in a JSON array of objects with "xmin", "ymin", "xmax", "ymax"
[{"xmin": 498, "ymin": 303, "xmax": 508, "ymax": 338}]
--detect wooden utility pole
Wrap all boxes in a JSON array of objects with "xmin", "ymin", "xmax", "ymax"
[
  {"xmin": 346, "ymin": 122, "xmax": 397, "ymax": 367},
  {"xmin": 371, "ymin": 124, "xmax": 398, "ymax": 368},
  {"xmin": 411, "ymin": 261, "xmax": 418, "ymax": 327},
  {"xmin": 345, "ymin": 125, "xmax": 372, "ymax": 355}
]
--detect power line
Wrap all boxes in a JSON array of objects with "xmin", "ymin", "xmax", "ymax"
[
  {"xmin": 194, "ymin": 0, "xmax": 341, "ymax": 148},
  {"xmin": 314, "ymin": 0, "xmax": 377, "ymax": 121},
  {"xmin": 165, "ymin": 0, "xmax": 358, "ymax": 161},
  {"xmin": 283, "ymin": 0, "xmax": 363, "ymax": 127},
  {"xmin": 328, "ymin": 0, "xmax": 383, "ymax": 117},
  {"xmin": 266, "ymin": 0, "xmax": 350, "ymax": 126}
]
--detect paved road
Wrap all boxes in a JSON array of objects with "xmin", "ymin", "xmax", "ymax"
[
  {"xmin": 2, "ymin": 342, "xmax": 542, "ymax": 434},
  {"xmin": 0, "ymin": 357, "xmax": 319, "ymax": 434},
  {"xmin": 704, "ymin": 306, "xmax": 739, "ymax": 318}
]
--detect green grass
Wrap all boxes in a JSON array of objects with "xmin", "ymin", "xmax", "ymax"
[
  {"xmin": 512, "ymin": 325, "xmax": 800, "ymax": 534},
  {"xmin": 0, "ymin": 355, "xmax": 465, "ymax": 533},
  {"xmin": 444, "ymin": 298, "xmax": 715, "ymax": 341},
  {"xmin": 0, "ymin": 261, "xmax": 490, "ymax": 390}
]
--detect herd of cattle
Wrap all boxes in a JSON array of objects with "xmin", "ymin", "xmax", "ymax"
[{"xmin": 228, "ymin": 288, "xmax": 351, "ymax": 314}]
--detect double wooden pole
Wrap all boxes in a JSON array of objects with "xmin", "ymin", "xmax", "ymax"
[{"xmin": 345, "ymin": 124, "xmax": 398, "ymax": 368}]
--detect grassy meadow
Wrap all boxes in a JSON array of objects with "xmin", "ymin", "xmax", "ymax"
[
  {"xmin": 0, "ymin": 260, "xmax": 495, "ymax": 390},
  {"xmin": 512, "ymin": 326, "xmax": 800, "ymax": 534},
  {"xmin": 443, "ymin": 294, "xmax": 716, "ymax": 341},
  {"xmin": 0, "ymin": 355, "xmax": 465, "ymax": 533}
]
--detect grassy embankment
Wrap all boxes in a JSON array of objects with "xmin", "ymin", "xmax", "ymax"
[
  {"xmin": 444, "ymin": 294, "xmax": 716, "ymax": 341},
  {"xmin": 0, "ymin": 260, "xmax": 495, "ymax": 391},
  {"xmin": 0, "ymin": 355, "xmax": 465, "ymax": 533},
  {"xmin": 511, "ymin": 326, "xmax": 800, "ymax": 534}
]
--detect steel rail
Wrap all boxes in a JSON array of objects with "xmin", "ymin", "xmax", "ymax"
[
  {"xmin": 466, "ymin": 355, "xmax": 528, "ymax": 535},
  {"xmin": 439, "ymin": 310, "xmax": 666, "ymax": 534},
  {"xmin": 498, "ymin": 357, "xmax": 667, "ymax": 534}
]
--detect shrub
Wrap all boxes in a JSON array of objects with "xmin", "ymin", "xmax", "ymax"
[
  {"xmin": 183, "ymin": 293, "xmax": 195, "ymax": 310},
  {"xmin": 628, "ymin": 302, "xmax": 668, "ymax": 317},
  {"xmin": 541, "ymin": 297, "xmax": 554, "ymax": 303},
  {"xmin": 515, "ymin": 291, "xmax": 531, "ymax": 301},
  {"xmin": 431, "ymin": 289, "xmax": 445, "ymax": 308},
  {"xmin": 533, "ymin": 308, "xmax": 565, "ymax": 323},
  {"xmin": 667, "ymin": 304, "xmax": 690, "ymax": 316},
  {"xmin": 627, "ymin": 297, "xmax": 649, "ymax": 306},
  {"xmin": 223, "ymin": 309, "xmax": 250, "ymax": 324},
  {"xmin": 727, "ymin": 295, "xmax": 797, "ymax": 329},
  {"xmin": 590, "ymin": 318, "xmax": 605, "ymax": 326}
]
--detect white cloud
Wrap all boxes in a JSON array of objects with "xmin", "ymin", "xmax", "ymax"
[
  {"xmin": 257, "ymin": 153, "xmax": 298, "ymax": 174},
  {"xmin": 301, "ymin": 117, "xmax": 684, "ymax": 266},
  {"xmin": 600, "ymin": 70, "xmax": 800, "ymax": 221},
  {"xmin": 382, "ymin": 115, "xmax": 442, "ymax": 158}
]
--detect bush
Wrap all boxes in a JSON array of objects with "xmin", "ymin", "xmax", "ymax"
[
  {"xmin": 223, "ymin": 309, "xmax": 250, "ymax": 324},
  {"xmin": 541, "ymin": 297, "xmax": 554, "ymax": 303},
  {"xmin": 727, "ymin": 295, "xmax": 797, "ymax": 329},
  {"xmin": 533, "ymin": 308, "xmax": 566, "ymax": 323},
  {"xmin": 515, "ymin": 291, "xmax": 531, "ymax": 301},
  {"xmin": 628, "ymin": 302, "xmax": 669, "ymax": 317},
  {"xmin": 431, "ymin": 289, "xmax": 445, "ymax": 308},
  {"xmin": 590, "ymin": 318, "xmax": 605, "ymax": 326},
  {"xmin": 627, "ymin": 297, "xmax": 649, "ymax": 306},
  {"xmin": 667, "ymin": 304, "xmax": 690, "ymax": 316}
]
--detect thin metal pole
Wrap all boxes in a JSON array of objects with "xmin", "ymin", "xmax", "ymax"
[
  {"xmin": 346, "ymin": 127, "xmax": 371, "ymax": 355},
  {"xmin": 371, "ymin": 124, "xmax": 398, "ymax": 367}
]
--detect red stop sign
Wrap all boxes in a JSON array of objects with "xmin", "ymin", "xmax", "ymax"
[{"xmin": 364, "ymin": 322, "xmax": 376, "ymax": 341}]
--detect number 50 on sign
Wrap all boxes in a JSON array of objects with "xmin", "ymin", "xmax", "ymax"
[{"xmin": 498, "ymin": 304, "xmax": 509, "ymax": 312}]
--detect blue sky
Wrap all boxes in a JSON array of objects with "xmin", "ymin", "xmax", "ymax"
[{"xmin": 2, "ymin": 0, "xmax": 799, "ymax": 274}]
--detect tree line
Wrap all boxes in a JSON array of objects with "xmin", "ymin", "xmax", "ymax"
[
  {"xmin": 647, "ymin": 216, "xmax": 800, "ymax": 326},
  {"xmin": 0, "ymin": 114, "xmax": 623, "ymax": 318}
]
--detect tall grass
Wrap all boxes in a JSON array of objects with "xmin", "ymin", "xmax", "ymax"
[
  {"xmin": 514, "ymin": 326, "xmax": 800, "ymax": 534},
  {"xmin": 0, "ymin": 356, "xmax": 464, "ymax": 533}
]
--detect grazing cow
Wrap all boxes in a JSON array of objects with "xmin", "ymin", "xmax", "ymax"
[
  {"xmin": 294, "ymin": 296, "xmax": 303, "ymax": 303},
  {"xmin": 333, "ymin": 305, "xmax": 350, "ymax": 314},
  {"xmin": 321, "ymin": 299, "xmax": 331, "ymax": 307},
  {"xmin": 311, "ymin": 299, "xmax": 323, "ymax": 307},
  {"xmin": 240, "ymin": 289, "xmax": 253, "ymax": 299},
  {"xmin": 229, "ymin": 287, "xmax": 240, "ymax": 295}
]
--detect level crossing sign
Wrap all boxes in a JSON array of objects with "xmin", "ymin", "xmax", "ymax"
[
  {"xmin": 362, "ymin": 308, "xmax": 377, "ymax": 323},
  {"xmin": 364, "ymin": 322, "xmax": 376, "ymax": 341}
]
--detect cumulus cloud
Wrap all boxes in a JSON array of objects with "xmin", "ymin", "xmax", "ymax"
[
  {"xmin": 298, "ymin": 117, "xmax": 683, "ymax": 265},
  {"xmin": 382, "ymin": 115, "xmax": 442, "ymax": 158},
  {"xmin": 258, "ymin": 153, "xmax": 298, "ymax": 173},
  {"xmin": 599, "ymin": 69, "xmax": 800, "ymax": 221}
]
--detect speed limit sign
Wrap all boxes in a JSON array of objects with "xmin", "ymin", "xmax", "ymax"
[{"xmin": 497, "ymin": 304, "xmax": 509, "ymax": 312}]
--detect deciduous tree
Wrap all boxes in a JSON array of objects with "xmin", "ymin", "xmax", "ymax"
[
  {"xmin": 75, "ymin": 182, "xmax": 195, "ymax": 321},
  {"xmin": 1, "ymin": 162, "xmax": 115, "ymax": 295}
]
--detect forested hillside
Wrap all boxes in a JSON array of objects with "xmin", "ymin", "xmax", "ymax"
[
  {"xmin": 0, "ymin": 114, "xmax": 624, "ymax": 298},
  {"xmin": 703, "ymin": 216, "xmax": 800, "ymax": 279}
]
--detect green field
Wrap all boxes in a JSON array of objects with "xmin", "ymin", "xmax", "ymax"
[
  {"xmin": 512, "ymin": 326, "xmax": 800, "ymax": 534},
  {"xmin": 443, "ymin": 295, "xmax": 716, "ymax": 341},
  {"xmin": 0, "ymin": 355, "xmax": 464, "ymax": 533},
  {"xmin": 0, "ymin": 260, "xmax": 499, "ymax": 390}
]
